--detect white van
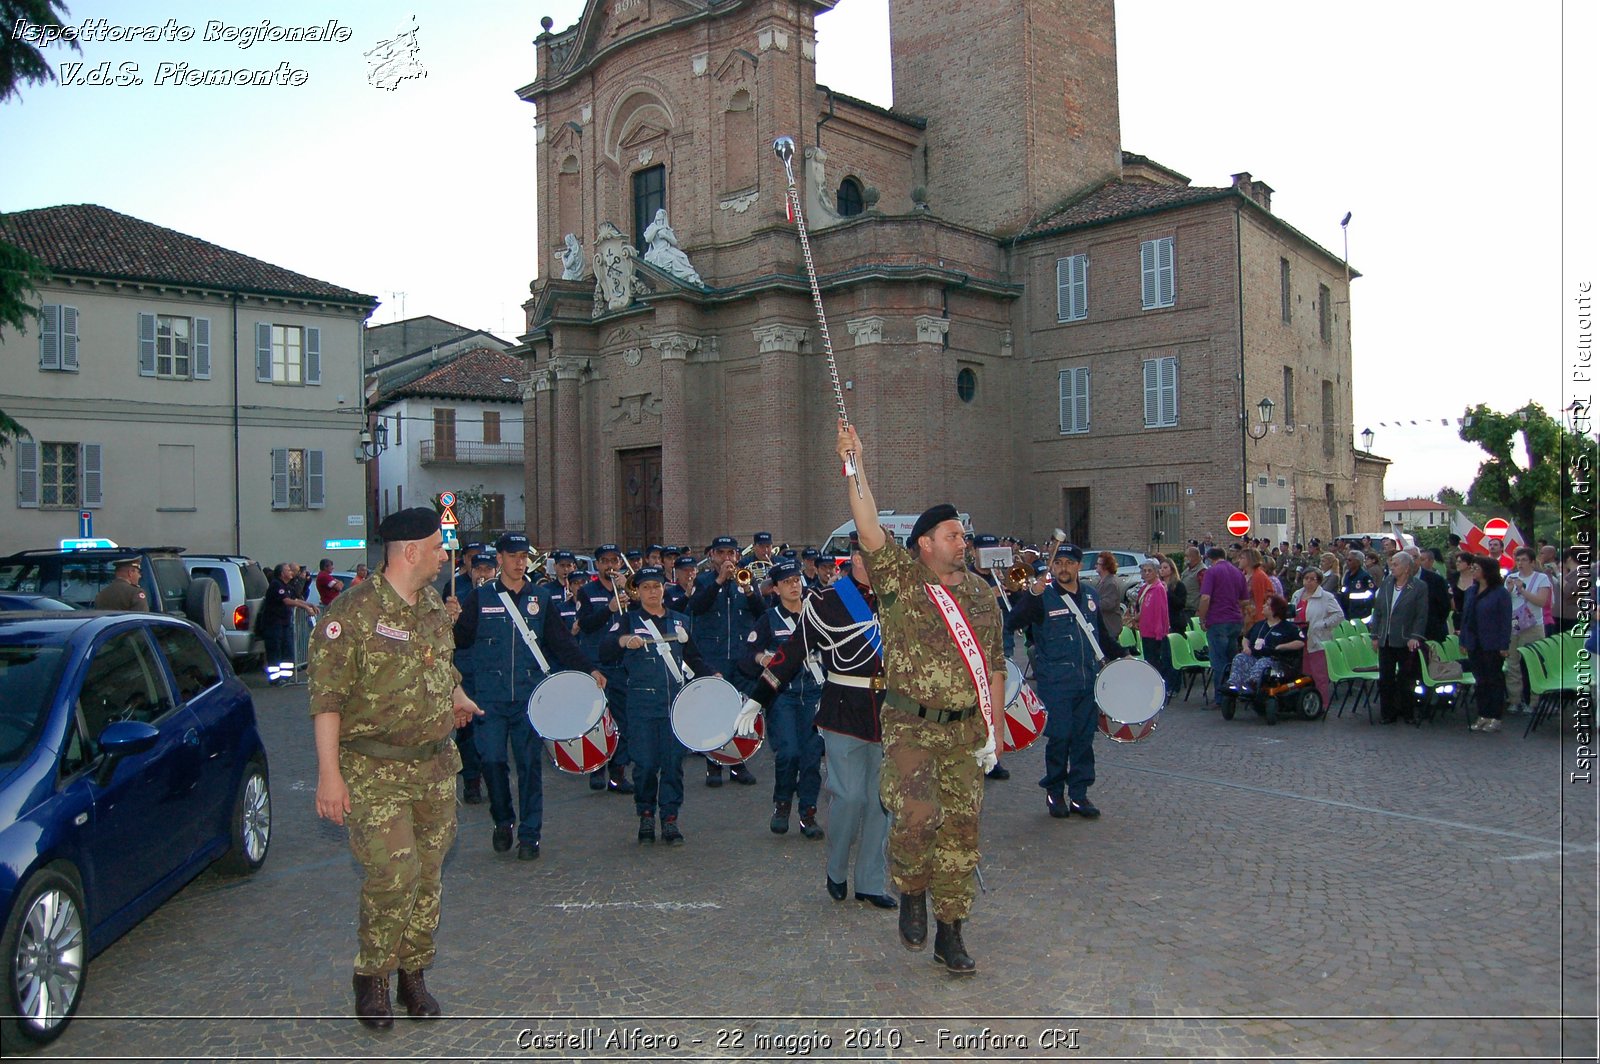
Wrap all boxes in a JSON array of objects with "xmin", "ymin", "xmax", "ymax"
[
  {"xmin": 1336, "ymin": 531, "xmax": 1418, "ymax": 553},
  {"xmin": 822, "ymin": 510, "xmax": 973, "ymax": 558}
]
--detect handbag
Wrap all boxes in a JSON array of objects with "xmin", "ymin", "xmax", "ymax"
[{"xmin": 1424, "ymin": 642, "xmax": 1463, "ymax": 681}]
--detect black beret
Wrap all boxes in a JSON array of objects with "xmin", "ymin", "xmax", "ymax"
[
  {"xmin": 908, "ymin": 503, "xmax": 959, "ymax": 550},
  {"xmin": 377, "ymin": 506, "xmax": 441, "ymax": 542}
]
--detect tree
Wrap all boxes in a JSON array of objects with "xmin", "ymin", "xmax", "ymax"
[
  {"xmin": 1436, "ymin": 486, "xmax": 1465, "ymax": 507},
  {"xmin": 1459, "ymin": 402, "xmax": 1598, "ymax": 547},
  {"xmin": 1, "ymin": 1, "xmax": 78, "ymax": 465}
]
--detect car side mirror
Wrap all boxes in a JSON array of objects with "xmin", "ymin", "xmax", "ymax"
[{"xmin": 95, "ymin": 720, "xmax": 160, "ymax": 786}]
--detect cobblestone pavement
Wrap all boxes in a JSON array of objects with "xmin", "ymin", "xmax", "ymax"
[{"xmin": 29, "ymin": 674, "xmax": 1599, "ymax": 1062}]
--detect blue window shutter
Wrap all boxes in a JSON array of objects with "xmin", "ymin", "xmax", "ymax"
[
  {"xmin": 62, "ymin": 306, "xmax": 79, "ymax": 370},
  {"xmin": 305, "ymin": 327, "xmax": 321, "ymax": 385},
  {"xmin": 256, "ymin": 323, "xmax": 272, "ymax": 382},
  {"xmin": 307, "ymin": 449, "xmax": 325, "ymax": 508},
  {"xmin": 1140, "ymin": 241, "xmax": 1158, "ymax": 309},
  {"xmin": 39, "ymin": 304, "xmax": 60, "ymax": 370},
  {"xmin": 271, "ymin": 448, "xmax": 289, "ymax": 508},
  {"xmin": 81, "ymin": 443, "xmax": 103, "ymax": 507},
  {"xmin": 138, "ymin": 312, "xmax": 157, "ymax": 376},
  {"xmin": 194, "ymin": 317, "xmax": 211, "ymax": 379},
  {"xmin": 16, "ymin": 440, "xmax": 38, "ymax": 507}
]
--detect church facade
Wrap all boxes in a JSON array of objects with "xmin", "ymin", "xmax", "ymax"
[{"xmin": 512, "ymin": 0, "xmax": 1361, "ymax": 551}]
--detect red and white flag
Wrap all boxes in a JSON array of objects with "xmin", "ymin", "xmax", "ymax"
[{"xmin": 1450, "ymin": 511, "xmax": 1527, "ymax": 571}]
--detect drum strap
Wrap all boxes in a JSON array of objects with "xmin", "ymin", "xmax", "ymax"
[
  {"xmin": 1058, "ymin": 589, "xmax": 1106, "ymax": 663},
  {"xmin": 499, "ymin": 589, "xmax": 553, "ymax": 675},
  {"xmin": 640, "ymin": 615, "xmax": 689, "ymax": 684},
  {"xmin": 925, "ymin": 583, "xmax": 994, "ymax": 735},
  {"xmin": 774, "ymin": 610, "xmax": 825, "ymax": 685}
]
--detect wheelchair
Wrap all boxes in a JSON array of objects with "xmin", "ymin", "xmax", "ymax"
[{"xmin": 1219, "ymin": 650, "xmax": 1323, "ymax": 725}]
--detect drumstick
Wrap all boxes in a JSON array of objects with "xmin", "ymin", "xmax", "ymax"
[{"xmin": 635, "ymin": 631, "xmax": 689, "ymax": 646}]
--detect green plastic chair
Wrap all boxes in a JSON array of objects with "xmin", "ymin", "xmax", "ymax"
[
  {"xmin": 1322, "ymin": 640, "xmax": 1375, "ymax": 721},
  {"xmin": 1167, "ymin": 631, "xmax": 1210, "ymax": 700},
  {"xmin": 1342, "ymin": 635, "xmax": 1380, "ymax": 673},
  {"xmin": 1417, "ymin": 640, "xmax": 1475, "ymax": 724},
  {"xmin": 1118, "ymin": 625, "xmax": 1141, "ymax": 656},
  {"xmin": 1519, "ymin": 644, "xmax": 1565, "ymax": 737}
]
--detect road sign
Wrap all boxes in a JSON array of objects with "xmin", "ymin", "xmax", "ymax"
[
  {"xmin": 79, "ymin": 511, "xmax": 92, "ymax": 538},
  {"xmin": 439, "ymin": 490, "xmax": 458, "ymax": 528},
  {"xmin": 442, "ymin": 527, "xmax": 460, "ymax": 551},
  {"xmin": 323, "ymin": 539, "xmax": 367, "ymax": 550},
  {"xmin": 1226, "ymin": 512, "xmax": 1252, "ymax": 537},
  {"xmin": 1483, "ymin": 517, "xmax": 1510, "ymax": 538}
]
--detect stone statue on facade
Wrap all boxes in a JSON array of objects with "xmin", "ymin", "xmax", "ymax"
[
  {"xmin": 591, "ymin": 221, "xmax": 637, "ymax": 312},
  {"xmin": 558, "ymin": 232, "xmax": 587, "ymax": 280},
  {"xmin": 642, "ymin": 209, "xmax": 703, "ymax": 285}
]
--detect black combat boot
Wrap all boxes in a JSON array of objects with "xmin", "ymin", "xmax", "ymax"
[
  {"xmin": 705, "ymin": 761, "xmax": 724, "ymax": 787},
  {"xmin": 638, "ymin": 814, "xmax": 655, "ymax": 843},
  {"xmin": 352, "ymin": 972, "xmax": 393, "ymax": 1029},
  {"xmin": 898, "ymin": 890, "xmax": 927, "ymax": 951},
  {"xmin": 933, "ymin": 920, "xmax": 977, "ymax": 974},
  {"xmin": 396, "ymin": 968, "xmax": 441, "ymax": 1018},
  {"xmin": 797, "ymin": 805, "xmax": 825, "ymax": 839},
  {"xmin": 608, "ymin": 765, "xmax": 635, "ymax": 794},
  {"xmin": 661, "ymin": 816, "xmax": 684, "ymax": 844},
  {"xmin": 770, "ymin": 801, "xmax": 792, "ymax": 834},
  {"xmin": 462, "ymin": 777, "xmax": 484, "ymax": 804}
]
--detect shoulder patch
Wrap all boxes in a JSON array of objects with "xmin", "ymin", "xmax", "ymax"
[
  {"xmin": 324, "ymin": 621, "xmax": 342, "ymax": 640},
  {"xmin": 527, "ymin": 599, "xmax": 540, "ymax": 615},
  {"xmin": 1087, "ymin": 598, "xmax": 1097, "ymax": 611}
]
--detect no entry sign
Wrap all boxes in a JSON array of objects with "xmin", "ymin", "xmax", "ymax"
[
  {"xmin": 1483, "ymin": 517, "xmax": 1510, "ymax": 538},
  {"xmin": 1227, "ymin": 511, "xmax": 1251, "ymax": 537}
]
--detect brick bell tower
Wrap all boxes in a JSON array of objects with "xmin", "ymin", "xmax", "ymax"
[{"xmin": 887, "ymin": 0, "xmax": 1123, "ymax": 235}]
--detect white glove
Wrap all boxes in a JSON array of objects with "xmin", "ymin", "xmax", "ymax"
[
  {"xmin": 733, "ymin": 698, "xmax": 763, "ymax": 738},
  {"xmin": 975, "ymin": 724, "xmax": 998, "ymax": 774}
]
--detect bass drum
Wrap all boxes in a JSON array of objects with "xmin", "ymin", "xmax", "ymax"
[{"xmin": 1093, "ymin": 657, "xmax": 1165, "ymax": 743}]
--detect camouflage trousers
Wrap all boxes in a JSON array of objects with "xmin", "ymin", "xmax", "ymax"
[
  {"xmin": 344, "ymin": 765, "xmax": 457, "ymax": 975},
  {"xmin": 879, "ymin": 702, "xmax": 987, "ymax": 921}
]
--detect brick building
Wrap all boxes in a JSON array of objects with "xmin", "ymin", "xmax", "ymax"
[{"xmin": 512, "ymin": 0, "xmax": 1366, "ymax": 551}]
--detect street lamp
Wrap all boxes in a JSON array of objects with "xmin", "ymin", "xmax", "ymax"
[
  {"xmin": 358, "ymin": 420, "xmax": 390, "ymax": 462},
  {"xmin": 1247, "ymin": 396, "xmax": 1275, "ymax": 442},
  {"xmin": 1360, "ymin": 427, "xmax": 1374, "ymax": 454}
]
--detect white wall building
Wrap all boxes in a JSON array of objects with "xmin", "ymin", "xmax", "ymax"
[
  {"xmin": 0, "ymin": 205, "xmax": 377, "ymax": 567},
  {"xmin": 1383, "ymin": 497, "xmax": 1452, "ymax": 531},
  {"xmin": 369, "ymin": 348, "xmax": 528, "ymax": 542}
]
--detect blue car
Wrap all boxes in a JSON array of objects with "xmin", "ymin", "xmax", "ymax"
[{"xmin": 0, "ymin": 611, "xmax": 271, "ymax": 1051}]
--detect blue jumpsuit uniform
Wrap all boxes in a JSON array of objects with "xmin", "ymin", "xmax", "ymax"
[
  {"xmin": 687, "ymin": 570, "xmax": 766, "ymax": 674},
  {"xmin": 738, "ymin": 601, "xmax": 824, "ymax": 812},
  {"xmin": 577, "ymin": 576, "xmax": 632, "ymax": 781},
  {"xmin": 1008, "ymin": 582, "xmax": 1117, "ymax": 805},
  {"xmin": 450, "ymin": 571, "xmax": 484, "ymax": 789},
  {"xmin": 598, "ymin": 607, "xmax": 707, "ymax": 822},
  {"xmin": 454, "ymin": 577, "xmax": 594, "ymax": 845},
  {"xmin": 664, "ymin": 579, "xmax": 691, "ymax": 614}
]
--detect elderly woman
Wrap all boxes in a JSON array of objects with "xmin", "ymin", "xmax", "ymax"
[
  {"xmin": 1127, "ymin": 559, "xmax": 1176, "ymax": 699},
  {"xmin": 1092, "ymin": 551, "xmax": 1124, "ymax": 644},
  {"xmin": 1460, "ymin": 555, "xmax": 1512, "ymax": 732},
  {"xmin": 1225, "ymin": 593, "xmax": 1305, "ymax": 690},
  {"xmin": 1289, "ymin": 568, "xmax": 1344, "ymax": 707}
]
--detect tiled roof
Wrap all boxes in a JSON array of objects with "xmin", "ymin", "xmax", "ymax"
[
  {"xmin": 379, "ymin": 348, "xmax": 526, "ymax": 403},
  {"xmin": 0, "ymin": 204, "xmax": 376, "ymax": 305},
  {"xmin": 1019, "ymin": 180, "xmax": 1235, "ymax": 240},
  {"xmin": 1384, "ymin": 498, "xmax": 1449, "ymax": 509}
]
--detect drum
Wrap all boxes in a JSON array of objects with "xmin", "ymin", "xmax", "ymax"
[
  {"xmin": 999, "ymin": 683, "xmax": 1047, "ymax": 753},
  {"xmin": 1093, "ymin": 657, "xmax": 1165, "ymax": 743},
  {"xmin": 1002, "ymin": 658, "xmax": 1023, "ymax": 708},
  {"xmin": 526, "ymin": 670, "xmax": 616, "ymax": 774},
  {"xmin": 671, "ymin": 676, "xmax": 764, "ymax": 764}
]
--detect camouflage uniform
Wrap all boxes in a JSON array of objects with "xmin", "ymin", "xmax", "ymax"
[
  {"xmin": 308, "ymin": 572, "xmax": 462, "ymax": 977},
  {"xmin": 866, "ymin": 540, "xmax": 1004, "ymax": 922}
]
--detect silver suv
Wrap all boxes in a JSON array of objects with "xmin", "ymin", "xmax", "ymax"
[{"xmin": 184, "ymin": 555, "xmax": 268, "ymax": 665}]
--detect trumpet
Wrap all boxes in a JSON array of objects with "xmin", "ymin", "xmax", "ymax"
[
  {"xmin": 735, "ymin": 567, "xmax": 756, "ymax": 593},
  {"xmin": 1001, "ymin": 563, "xmax": 1032, "ymax": 592}
]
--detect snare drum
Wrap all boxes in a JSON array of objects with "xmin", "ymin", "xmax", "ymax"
[
  {"xmin": 999, "ymin": 683, "xmax": 1047, "ymax": 753},
  {"xmin": 1093, "ymin": 657, "xmax": 1165, "ymax": 743},
  {"xmin": 671, "ymin": 676, "xmax": 763, "ymax": 763},
  {"xmin": 1002, "ymin": 659, "xmax": 1023, "ymax": 708},
  {"xmin": 526, "ymin": 670, "xmax": 616, "ymax": 774}
]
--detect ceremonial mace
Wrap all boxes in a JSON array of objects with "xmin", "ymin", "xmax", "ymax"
[{"xmin": 773, "ymin": 136, "xmax": 863, "ymax": 498}]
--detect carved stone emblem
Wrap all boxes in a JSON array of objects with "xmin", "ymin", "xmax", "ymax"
[{"xmin": 592, "ymin": 221, "xmax": 637, "ymax": 313}]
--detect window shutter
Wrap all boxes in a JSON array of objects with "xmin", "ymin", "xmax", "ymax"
[
  {"xmin": 1160, "ymin": 356, "xmax": 1178, "ymax": 426},
  {"xmin": 62, "ymin": 306, "xmax": 79, "ymax": 370},
  {"xmin": 1071, "ymin": 256, "xmax": 1087, "ymax": 321},
  {"xmin": 307, "ymin": 449, "xmax": 325, "ymax": 508},
  {"xmin": 1058, "ymin": 369, "xmax": 1071, "ymax": 432},
  {"xmin": 138, "ymin": 312, "xmax": 157, "ymax": 376},
  {"xmin": 81, "ymin": 443, "xmax": 103, "ymax": 507},
  {"xmin": 39, "ymin": 304, "xmax": 60, "ymax": 370},
  {"xmin": 194, "ymin": 317, "xmax": 211, "ymax": 379},
  {"xmin": 256, "ymin": 323, "xmax": 272, "ymax": 381},
  {"xmin": 16, "ymin": 440, "xmax": 38, "ymax": 508},
  {"xmin": 1056, "ymin": 259, "xmax": 1071, "ymax": 322},
  {"xmin": 1143, "ymin": 359, "xmax": 1159, "ymax": 427},
  {"xmin": 1140, "ymin": 241, "xmax": 1158, "ymax": 309},
  {"xmin": 1075, "ymin": 367, "xmax": 1090, "ymax": 432},
  {"xmin": 271, "ymin": 448, "xmax": 289, "ymax": 508},
  {"xmin": 1157, "ymin": 237, "xmax": 1175, "ymax": 307},
  {"xmin": 305, "ymin": 327, "xmax": 321, "ymax": 385}
]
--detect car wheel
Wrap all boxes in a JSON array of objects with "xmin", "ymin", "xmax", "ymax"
[
  {"xmin": 1299, "ymin": 689, "xmax": 1325, "ymax": 720},
  {"xmin": 1221, "ymin": 696, "xmax": 1236, "ymax": 721},
  {"xmin": 1, "ymin": 868, "xmax": 87, "ymax": 1051},
  {"xmin": 216, "ymin": 760, "xmax": 271, "ymax": 876}
]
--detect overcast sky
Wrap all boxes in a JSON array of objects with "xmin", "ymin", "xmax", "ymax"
[{"xmin": 1, "ymin": 0, "xmax": 1591, "ymax": 503}]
